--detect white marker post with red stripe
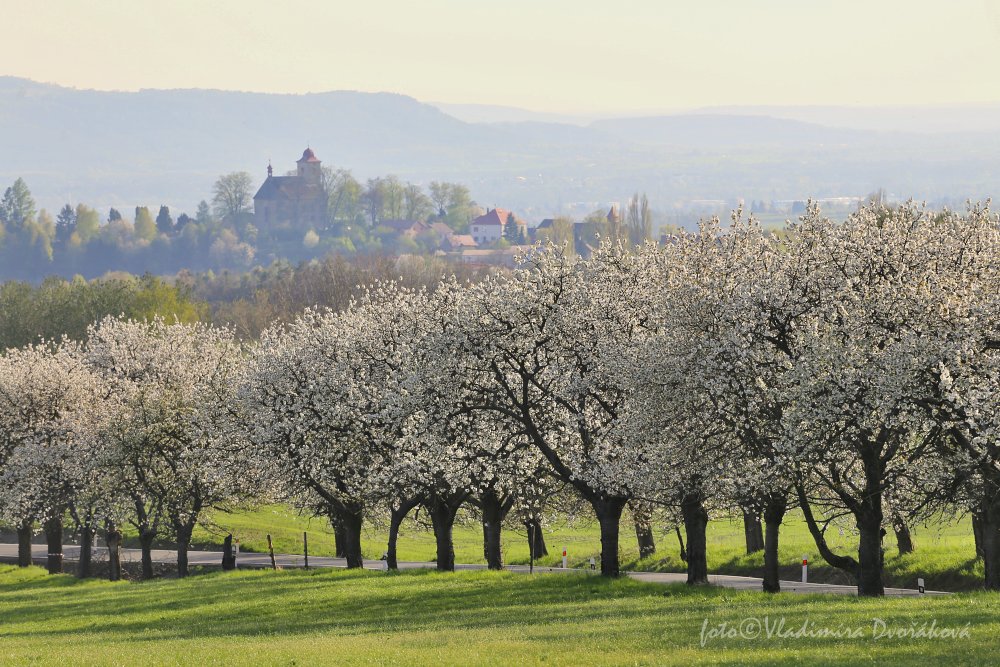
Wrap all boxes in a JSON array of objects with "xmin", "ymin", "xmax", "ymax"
[
  {"xmin": 562, "ymin": 547, "xmax": 567, "ymax": 569},
  {"xmin": 802, "ymin": 555, "xmax": 808, "ymax": 583}
]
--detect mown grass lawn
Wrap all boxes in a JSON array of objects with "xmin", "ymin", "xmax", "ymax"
[
  {"xmin": 0, "ymin": 565, "xmax": 996, "ymax": 666},
  {"xmin": 182, "ymin": 504, "xmax": 983, "ymax": 591}
]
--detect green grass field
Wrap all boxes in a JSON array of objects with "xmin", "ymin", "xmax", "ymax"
[
  {"xmin": 181, "ymin": 505, "xmax": 982, "ymax": 592},
  {"xmin": 0, "ymin": 565, "xmax": 995, "ymax": 666}
]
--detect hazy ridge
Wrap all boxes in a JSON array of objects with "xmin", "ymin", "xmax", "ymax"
[{"xmin": 2, "ymin": 77, "xmax": 998, "ymax": 217}]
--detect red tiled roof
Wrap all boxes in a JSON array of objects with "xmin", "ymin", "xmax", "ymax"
[
  {"xmin": 381, "ymin": 219, "xmax": 428, "ymax": 233},
  {"xmin": 471, "ymin": 207, "xmax": 519, "ymax": 227},
  {"xmin": 297, "ymin": 147, "xmax": 321, "ymax": 163},
  {"xmin": 444, "ymin": 234, "xmax": 477, "ymax": 248},
  {"xmin": 430, "ymin": 222, "xmax": 454, "ymax": 237}
]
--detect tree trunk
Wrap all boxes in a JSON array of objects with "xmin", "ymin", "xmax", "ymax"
[
  {"xmin": 761, "ymin": 492, "xmax": 787, "ymax": 593},
  {"xmin": 891, "ymin": 513, "xmax": 914, "ymax": 556},
  {"xmin": 630, "ymin": 501, "xmax": 656, "ymax": 560},
  {"xmin": 176, "ymin": 521, "xmax": 195, "ymax": 578},
  {"xmin": 16, "ymin": 520, "xmax": 33, "ymax": 567},
  {"xmin": 856, "ymin": 509, "xmax": 885, "ymax": 597},
  {"xmin": 592, "ymin": 497, "xmax": 626, "ymax": 577},
  {"xmin": 797, "ymin": 485, "xmax": 862, "ymax": 583},
  {"xmin": 480, "ymin": 490, "xmax": 505, "ymax": 570},
  {"xmin": 675, "ymin": 526, "xmax": 687, "ymax": 562},
  {"xmin": 387, "ymin": 510, "xmax": 403, "ymax": 571},
  {"xmin": 339, "ymin": 504, "xmax": 364, "ymax": 569},
  {"xmin": 428, "ymin": 499, "xmax": 459, "ymax": 572},
  {"xmin": 77, "ymin": 521, "xmax": 97, "ymax": 578},
  {"xmin": 681, "ymin": 493, "xmax": 708, "ymax": 585},
  {"xmin": 332, "ymin": 517, "xmax": 347, "ymax": 559},
  {"xmin": 525, "ymin": 517, "xmax": 548, "ymax": 557},
  {"xmin": 387, "ymin": 497, "xmax": 421, "ymax": 571},
  {"xmin": 635, "ymin": 520, "xmax": 656, "ymax": 560},
  {"xmin": 139, "ymin": 528, "xmax": 156, "ymax": 580},
  {"xmin": 327, "ymin": 503, "xmax": 364, "ymax": 569},
  {"xmin": 855, "ymin": 446, "xmax": 886, "ymax": 597},
  {"xmin": 44, "ymin": 516, "xmax": 63, "ymax": 575},
  {"xmin": 984, "ymin": 520, "xmax": 1000, "ymax": 591},
  {"xmin": 973, "ymin": 512, "xmax": 985, "ymax": 559},
  {"xmin": 105, "ymin": 525, "xmax": 122, "ymax": 582},
  {"xmin": 222, "ymin": 534, "xmax": 235, "ymax": 571},
  {"xmin": 742, "ymin": 508, "xmax": 764, "ymax": 554},
  {"xmin": 979, "ymin": 498, "xmax": 1000, "ymax": 591}
]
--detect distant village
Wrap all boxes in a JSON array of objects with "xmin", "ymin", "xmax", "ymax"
[
  {"xmin": 254, "ymin": 148, "xmax": 624, "ymax": 267},
  {"xmin": 0, "ymin": 144, "xmax": 871, "ymax": 282}
]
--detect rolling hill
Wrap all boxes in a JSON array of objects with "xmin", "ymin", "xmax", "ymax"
[{"xmin": 1, "ymin": 77, "xmax": 997, "ymax": 218}]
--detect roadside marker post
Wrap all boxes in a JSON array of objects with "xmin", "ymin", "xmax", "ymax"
[
  {"xmin": 234, "ymin": 539, "xmax": 240, "ymax": 569},
  {"xmin": 528, "ymin": 521, "xmax": 535, "ymax": 575},
  {"xmin": 918, "ymin": 577, "xmax": 925, "ymax": 594},
  {"xmin": 589, "ymin": 557, "xmax": 596, "ymax": 571},
  {"xmin": 562, "ymin": 547, "xmax": 567, "ymax": 569},
  {"xmin": 802, "ymin": 555, "xmax": 808, "ymax": 583}
]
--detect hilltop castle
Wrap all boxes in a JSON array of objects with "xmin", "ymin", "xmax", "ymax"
[{"xmin": 253, "ymin": 148, "xmax": 327, "ymax": 229}]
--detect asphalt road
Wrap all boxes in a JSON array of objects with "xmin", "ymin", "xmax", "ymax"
[{"xmin": 0, "ymin": 543, "xmax": 947, "ymax": 596}]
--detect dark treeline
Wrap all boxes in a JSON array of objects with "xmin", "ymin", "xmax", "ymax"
[
  {"xmin": 0, "ymin": 274, "xmax": 205, "ymax": 350},
  {"xmin": 186, "ymin": 253, "xmax": 496, "ymax": 340},
  {"xmin": 0, "ymin": 253, "xmax": 495, "ymax": 349}
]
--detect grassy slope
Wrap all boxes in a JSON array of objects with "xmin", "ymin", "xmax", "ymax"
[
  {"xmin": 183, "ymin": 505, "xmax": 982, "ymax": 592},
  {"xmin": 0, "ymin": 565, "xmax": 996, "ymax": 666}
]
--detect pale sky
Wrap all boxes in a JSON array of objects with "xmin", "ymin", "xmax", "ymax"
[{"xmin": 6, "ymin": 0, "xmax": 1000, "ymax": 114}]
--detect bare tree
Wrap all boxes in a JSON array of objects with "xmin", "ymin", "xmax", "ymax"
[
  {"xmin": 626, "ymin": 192, "xmax": 652, "ymax": 245},
  {"xmin": 212, "ymin": 172, "xmax": 255, "ymax": 222}
]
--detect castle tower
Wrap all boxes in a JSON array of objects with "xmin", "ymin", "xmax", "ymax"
[
  {"xmin": 296, "ymin": 147, "xmax": 322, "ymax": 184},
  {"xmin": 255, "ymin": 147, "xmax": 328, "ymax": 230}
]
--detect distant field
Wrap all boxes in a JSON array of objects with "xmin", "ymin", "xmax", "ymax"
[
  {"xmin": 0, "ymin": 565, "xmax": 996, "ymax": 666},
  {"xmin": 174, "ymin": 504, "xmax": 982, "ymax": 592}
]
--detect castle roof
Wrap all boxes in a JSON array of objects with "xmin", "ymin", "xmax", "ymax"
[
  {"xmin": 297, "ymin": 147, "xmax": 321, "ymax": 163},
  {"xmin": 253, "ymin": 175, "xmax": 324, "ymax": 201}
]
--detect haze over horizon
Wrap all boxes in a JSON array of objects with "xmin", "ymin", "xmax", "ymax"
[
  {"xmin": 3, "ymin": 1, "xmax": 999, "ymax": 238},
  {"xmin": 7, "ymin": 0, "xmax": 1000, "ymax": 115}
]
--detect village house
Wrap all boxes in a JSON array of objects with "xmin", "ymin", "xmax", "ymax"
[
  {"xmin": 379, "ymin": 219, "xmax": 430, "ymax": 239},
  {"xmin": 572, "ymin": 205, "xmax": 621, "ymax": 257},
  {"xmin": 469, "ymin": 207, "xmax": 528, "ymax": 245},
  {"xmin": 441, "ymin": 234, "xmax": 477, "ymax": 251},
  {"xmin": 532, "ymin": 218, "xmax": 555, "ymax": 243},
  {"xmin": 428, "ymin": 222, "xmax": 456, "ymax": 241}
]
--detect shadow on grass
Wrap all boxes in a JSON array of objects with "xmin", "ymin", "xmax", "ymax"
[
  {"xmin": 3, "ymin": 564, "xmax": 998, "ymax": 665},
  {"xmin": 0, "ymin": 566, "xmax": 735, "ymax": 642},
  {"xmin": 619, "ymin": 549, "xmax": 985, "ymax": 592}
]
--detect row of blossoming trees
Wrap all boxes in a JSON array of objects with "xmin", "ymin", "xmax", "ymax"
[{"xmin": 0, "ymin": 201, "xmax": 998, "ymax": 597}]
